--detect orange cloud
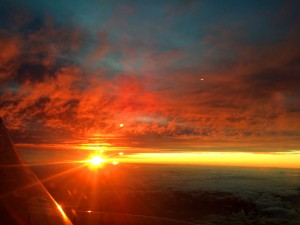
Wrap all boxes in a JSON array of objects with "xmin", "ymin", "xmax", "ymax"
[{"xmin": 0, "ymin": 14, "xmax": 299, "ymax": 155}]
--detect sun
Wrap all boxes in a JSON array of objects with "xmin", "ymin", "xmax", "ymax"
[
  {"xmin": 91, "ymin": 156, "xmax": 102, "ymax": 165},
  {"xmin": 88, "ymin": 155, "xmax": 105, "ymax": 168}
]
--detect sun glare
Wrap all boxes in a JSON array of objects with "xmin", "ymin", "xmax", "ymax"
[{"xmin": 89, "ymin": 155, "xmax": 105, "ymax": 168}]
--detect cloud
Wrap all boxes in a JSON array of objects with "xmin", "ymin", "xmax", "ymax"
[
  {"xmin": 0, "ymin": 2, "xmax": 299, "ymax": 153},
  {"xmin": 0, "ymin": 31, "xmax": 23, "ymax": 80}
]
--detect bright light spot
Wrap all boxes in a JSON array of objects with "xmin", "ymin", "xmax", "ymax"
[
  {"xmin": 55, "ymin": 203, "xmax": 70, "ymax": 221},
  {"xmin": 118, "ymin": 152, "xmax": 124, "ymax": 156},
  {"xmin": 57, "ymin": 204, "xmax": 63, "ymax": 212},
  {"xmin": 119, "ymin": 123, "xmax": 124, "ymax": 127},
  {"xmin": 87, "ymin": 210, "xmax": 92, "ymax": 213},
  {"xmin": 90, "ymin": 156, "xmax": 105, "ymax": 166},
  {"xmin": 201, "ymin": 78, "xmax": 204, "ymax": 81},
  {"xmin": 123, "ymin": 151, "xmax": 300, "ymax": 168},
  {"xmin": 112, "ymin": 161, "xmax": 118, "ymax": 165}
]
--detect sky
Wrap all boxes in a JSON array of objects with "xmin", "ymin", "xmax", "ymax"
[{"xmin": 0, "ymin": 0, "xmax": 300, "ymax": 167}]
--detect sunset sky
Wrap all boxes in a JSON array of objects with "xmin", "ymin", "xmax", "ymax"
[{"xmin": 1, "ymin": 1, "xmax": 300, "ymax": 167}]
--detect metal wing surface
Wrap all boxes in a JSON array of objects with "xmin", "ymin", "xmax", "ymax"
[{"xmin": 0, "ymin": 118, "xmax": 73, "ymax": 225}]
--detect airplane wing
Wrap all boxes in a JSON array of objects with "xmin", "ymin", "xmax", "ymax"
[
  {"xmin": 0, "ymin": 118, "xmax": 198, "ymax": 225},
  {"xmin": 0, "ymin": 118, "xmax": 73, "ymax": 225}
]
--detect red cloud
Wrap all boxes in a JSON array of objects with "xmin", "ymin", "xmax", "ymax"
[{"xmin": 0, "ymin": 15, "xmax": 299, "ymax": 153}]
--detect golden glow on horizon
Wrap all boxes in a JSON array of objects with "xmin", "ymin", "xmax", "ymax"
[
  {"xmin": 122, "ymin": 151, "xmax": 300, "ymax": 168},
  {"xmin": 17, "ymin": 141, "xmax": 300, "ymax": 169},
  {"xmin": 119, "ymin": 123, "xmax": 124, "ymax": 127}
]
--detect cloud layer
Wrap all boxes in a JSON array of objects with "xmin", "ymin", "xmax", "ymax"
[{"xmin": 0, "ymin": 1, "xmax": 299, "ymax": 152}]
